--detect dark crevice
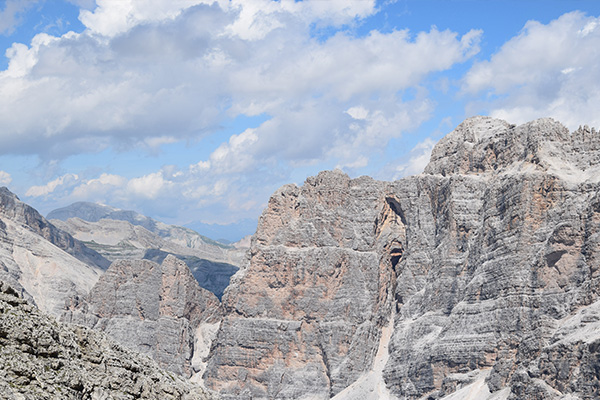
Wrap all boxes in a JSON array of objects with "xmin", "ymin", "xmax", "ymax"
[{"xmin": 386, "ymin": 197, "xmax": 407, "ymax": 226}]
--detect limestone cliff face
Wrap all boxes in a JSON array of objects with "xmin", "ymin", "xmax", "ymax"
[
  {"xmin": 204, "ymin": 170, "xmax": 402, "ymax": 399},
  {"xmin": 0, "ymin": 281, "xmax": 214, "ymax": 400},
  {"xmin": 63, "ymin": 255, "xmax": 223, "ymax": 378},
  {"xmin": 205, "ymin": 117, "xmax": 600, "ymax": 400}
]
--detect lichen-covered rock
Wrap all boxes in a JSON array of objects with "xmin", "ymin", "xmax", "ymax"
[
  {"xmin": 205, "ymin": 117, "xmax": 600, "ymax": 400},
  {"xmin": 0, "ymin": 280, "xmax": 215, "ymax": 400},
  {"xmin": 63, "ymin": 255, "xmax": 222, "ymax": 377}
]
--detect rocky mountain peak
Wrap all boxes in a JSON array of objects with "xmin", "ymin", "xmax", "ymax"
[
  {"xmin": 423, "ymin": 116, "xmax": 600, "ymax": 182},
  {"xmin": 0, "ymin": 186, "xmax": 35, "ymax": 225},
  {"xmin": 204, "ymin": 116, "xmax": 600, "ymax": 399}
]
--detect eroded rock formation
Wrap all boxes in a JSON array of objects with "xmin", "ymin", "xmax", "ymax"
[{"xmin": 205, "ymin": 117, "xmax": 600, "ymax": 400}]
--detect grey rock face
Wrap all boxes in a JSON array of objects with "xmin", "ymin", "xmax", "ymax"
[
  {"xmin": 383, "ymin": 117, "xmax": 600, "ymax": 399},
  {"xmin": 144, "ymin": 249, "xmax": 239, "ymax": 300},
  {"xmin": 204, "ymin": 170, "xmax": 401, "ymax": 399},
  {"xmin": 0, "ymin": 280, "xmax": 215, "ymax": 400},
  {"xmin": 64, "ymin": 255, "xmax": 223, "ymax": 377},
  {"xmin": 205, "ymin": 117, "xmax": 600, "ymax": 399}
]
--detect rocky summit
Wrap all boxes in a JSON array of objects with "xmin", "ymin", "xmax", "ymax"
[{"xmin": 204, "ymin": 117, "xmax": 600, "ymax": 399}]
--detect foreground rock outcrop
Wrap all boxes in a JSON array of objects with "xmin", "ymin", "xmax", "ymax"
[
  {"xmin": 205, "ymin": 117, "xmax": 600, "ymax": 399},
  {"xmin": 0, "ymin": 280, "xmax": 214, "ymax": 399},
  {"xmin": 63, "ymin": 255, "xmax": 223, "ymax": 378}
]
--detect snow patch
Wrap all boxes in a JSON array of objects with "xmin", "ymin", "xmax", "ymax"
[
  {"xmin": 331, "ymin": 313, "xmax": 397, "ymax": 400},
  {"xmin": 190, "ymin": 321, "xmax": 221, "ymax": 386}
]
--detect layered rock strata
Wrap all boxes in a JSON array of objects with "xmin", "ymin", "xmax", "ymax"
[
  {"xmin": 205, "ymin": 117, "xmax": 600, "ymax": 400},
  {"xmin": 205, "ymin": 170, "xmax": 402, "ymax": 399},
  {"xmin": 63, "ymin": 255, "xmax": 223, "ymax": 377},
  {"xmin": 0, "ymin": 280, "xmax": 214, "ymax": 400}
]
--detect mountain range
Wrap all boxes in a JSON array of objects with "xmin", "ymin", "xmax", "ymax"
[
  {"xmin": 48, "ymin": 203, "xmax": 247, "ymax": 299},
  {"xmin": 1, "ymin": 116, "xmax": 599, "ymax": 399}
]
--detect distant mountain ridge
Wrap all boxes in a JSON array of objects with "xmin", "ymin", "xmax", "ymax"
[
  {"xmin": 48, "ymin": 201, "xmax": 249, "ymax": 246},
  {"xmin": 48, "ymin": 202, "xmax": 247, "ymax": 299}
]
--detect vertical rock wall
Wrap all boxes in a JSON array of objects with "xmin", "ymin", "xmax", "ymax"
[
  {"xmin": 204, "ymin": 170, "xmax": 404, "ymax": 399},
  {"xmin": 63, "ymin": 255, "xmax": 222, "ymax": 377},
  {"xmin": 205, "ymin": 117, "xmax": 600, "ymax": 400}
]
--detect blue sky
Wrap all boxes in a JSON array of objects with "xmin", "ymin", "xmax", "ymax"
[{"xmin": 1, "ymin": 0, "xmax": 599, "ymax": 241}]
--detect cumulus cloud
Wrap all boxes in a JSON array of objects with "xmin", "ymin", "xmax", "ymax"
[
  {"xmin": 463, "ymin": 11, "xmax": 600, "ymax": 129},
  {"xmin": 378, "ymin": 138, "xmax": 437, "ymax": 181},
  {"xmin": 70, "ymin": 173, "xmax": 126, "ymax": 199},
  {"xmin": 25, "ymin": 173, "xmax": 79, "ymax": 197},
  {"xmin": 127, "ymin": 172, "xmax": 171, "ymax": 199},
  {"xmin": 24, "ymin": 163, "xmax": 273, "ymax": 225},
  {"xmin": 0, "ymin": 0, "xmax": 480, "ymax": 162},
  {"xmin": 6, "ymin": 0, "xmax": 483, "ymax": 225},
  {"xmin": 0, "ymin": 170, "xmax": 11, "ymax": 185}
]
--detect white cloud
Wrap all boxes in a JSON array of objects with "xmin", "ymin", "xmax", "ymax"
[
  {"xmin": 0, "ymin": 1, "xmax": 480, "ymax": 161},
  {"xmin": 0, "ymin": 0, "xmax": 40, "ymax": 35},
  {"xmin": 127, "ymin": 172, "xmax": 170, "ymax": 199},
  {"xmin": 3, "ymin": 0, "xmax": 484, "ymax": 226},
  {"xmin": 71, "ymin": 173, "xmax": 126, "ymax": 199},
  {"xmin": 346, "ymin": 106, "xmax": 369, "ymax": 120},
  {"xmin": 25, "ymin": 173, "xmax": 79, "ymax": 197},
  {"xmin": 0, "ymin": 171, "xmax": 12, "ymax": 185},
  {"xmin": 79, "ymin": 0, "xmax": 212, "ymax": 37},
  {"xmin": 463, "ymin": 12, "xmax": 600, "ymax": 129},
  {"xmin": 378, "ymin": 137, "xmax": 436, "ymax": 181}
]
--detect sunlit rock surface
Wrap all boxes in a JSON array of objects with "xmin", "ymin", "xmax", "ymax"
[
  {"xmin": 0, "ymin": 188, "xmax": 108, "ymax": 317},
  {"xmin": 205, "ymin": 117, "xmax": 600, "ymax": 400}
]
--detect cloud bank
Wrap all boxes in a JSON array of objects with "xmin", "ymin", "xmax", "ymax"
[
  {"xmin": 6, "ymin": 2, "xmax": 599, "ymax": 230},
  {"xmin": 1, "ymin": 0, "xmax": 483, "ymax": 223},
  {"xmin": 463, "ymin": 11, "xmax": 600, "ymax": 129}
]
